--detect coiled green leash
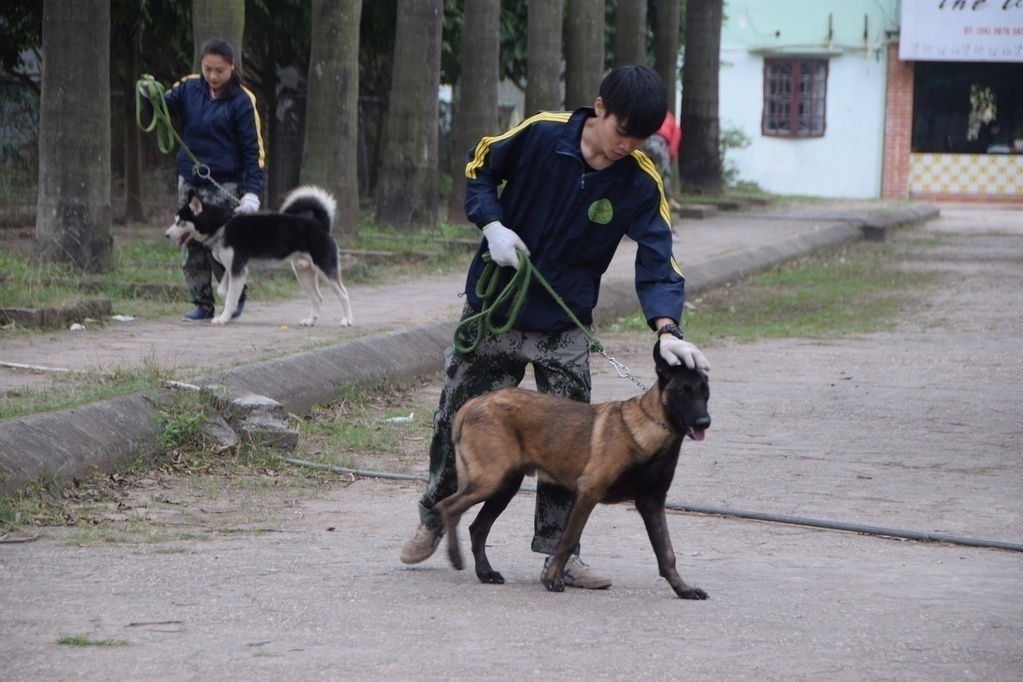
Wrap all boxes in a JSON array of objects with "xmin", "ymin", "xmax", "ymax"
[
  {"xmin": 135, "ymin": 75, "xmax": 202, "ymax": 170},
  {"xmin": 135, "ymin": 75, "xmax": 239, "ymax": 205},
  {"xmin": 453, "ymin": 250, "xmax": 604, "ymax": 355}
]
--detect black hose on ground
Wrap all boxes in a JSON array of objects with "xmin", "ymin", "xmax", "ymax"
[{"xmin": 282, "ymin": 458, "xmax": 1023, "ymax": 554}]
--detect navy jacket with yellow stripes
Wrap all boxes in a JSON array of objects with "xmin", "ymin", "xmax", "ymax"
[
  {"xmin": 163, "ymin": 74, "xmax": 265, "ymax": 195},
  {"xmin": 463, "ymin": 106, "xmax": 685, "ymax": 333}
]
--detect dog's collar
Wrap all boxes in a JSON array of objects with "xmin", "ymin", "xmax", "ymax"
[
  {"xmin": 204, "ymin": 228, "xmax": 225, "ymax": 247},
  {"xmin": 637, "ymin": 401, "xmax": 674, "ymax": 434}
]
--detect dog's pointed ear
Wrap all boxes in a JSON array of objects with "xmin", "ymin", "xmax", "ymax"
[
  {"xmin": 653, "ymin": 339, "xmax": 672, "ymax": 381},
  {"xmin": 189, "ymin": 195, "xmax": 203, "ymax": 215}
]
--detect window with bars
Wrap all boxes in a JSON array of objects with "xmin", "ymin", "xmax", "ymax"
[{"xmin": 762, "ymin": 59, "xmax": 828, "ymax": 138}]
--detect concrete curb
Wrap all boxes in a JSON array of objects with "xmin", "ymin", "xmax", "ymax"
[{"xmin": 0, "ymin": 204, "xmax": 939, "ymax": 493}]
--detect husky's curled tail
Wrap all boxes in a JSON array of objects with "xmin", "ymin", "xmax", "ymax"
[{"xmin": 280, "ymin": 185, "xmax": 338, "ymax": 231}]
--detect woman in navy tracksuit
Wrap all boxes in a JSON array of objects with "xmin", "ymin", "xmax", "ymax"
[
  {"xmin": 400, "ymin": 65, "xmax": 711, "ymax": 590},
  {"xmin": 162, "ymin": 38, "xmax": 265, "ymax": 321}
]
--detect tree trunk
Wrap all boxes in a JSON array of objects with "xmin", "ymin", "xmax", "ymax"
[
  {"xmin": 192, "ymin": 0, "xmax": 245, "ymax": 74},
  {"xmin": 679, "ymin": 0, "xmax": 722, "ymax": 194},
  {"xmin": 301, "ymin": 0, "xmax": 362, "ymax": 239},
  {"xmin": 613, "ymin": 0, "xmax": 646, "ymax": 67},
  {"xmin": 526, "ymin": 0, "xmax": 563, "ymax": 115},
  {"xmin": 124, "ymin": 30, "xmax": 145, "ymax": 223},
  {"xmin": 34, "ymin": 0, "xmax": 113, "ymax": 273},
  {"xmin": 447, "ymin": 0, "xmax": 499, "ymax": 225},
  {"xmin": 653, "ymin": 0, "xmax": 681, "ymax": 116},
  {"xmin": 564, "ymin": 0, "xmax": 604, "ymax": 109},
  {"xmin": 374, "ymin": 0, "xmax": 442, "ymax": 229}
]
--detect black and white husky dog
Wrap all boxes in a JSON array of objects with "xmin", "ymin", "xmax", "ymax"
[{"xmin": 166, "ymin": 186, "xmax": 353, "ymax": 327}]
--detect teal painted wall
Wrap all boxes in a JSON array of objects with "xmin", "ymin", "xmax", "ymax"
[{"xmin": 722, "ymin": 0, "xmax": 900, "ymax": 52}]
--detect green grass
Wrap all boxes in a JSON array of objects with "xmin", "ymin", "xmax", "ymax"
[
  {"xmin": 0, "ymin": 220, "xmax": 477, "ymax": 320},
  {"xmin": 0, "ymin": 356, "xmax": 177, "ymax": 422},
  {"xmin": 292, "ymin": 379, "xmax": 432, "ymax": 473},
  {"xmin": 0, "ymin": 378, "xmax": 432, "ymax": 538},
  {"xmin": 613, "ymin": 239, "xmax": 938, "ymax": 344}
]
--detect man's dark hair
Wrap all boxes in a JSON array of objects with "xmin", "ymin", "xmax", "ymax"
[{"xmin": 598, "ymin": 65, "xmax": 669, "ymax": 139}]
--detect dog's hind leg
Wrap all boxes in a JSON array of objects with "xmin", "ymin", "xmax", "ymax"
[
  {"xmin": 321, "ymin": 267, "xmax": 353, "ymax": 327},
  {"xmin": 292, "ymin": 259, "xmax": 323, "ymax": 326},
  {"xmin": 468, "ymin": 471, "xmax": 525, "ymax": 585},
  {"xmin": 434, "ymin": 486, "xmax": 490, "ymax": 573},
  {"xmin": 635, "ymin": 494, "xmax": 708, "ymax": 600}
]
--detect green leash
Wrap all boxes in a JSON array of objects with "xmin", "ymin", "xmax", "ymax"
[
  {"xmin": 136, "ymin": 75, "xmax": 203, "ymax": 171},
  {"xmin": 453, "ymin": 251, "xmax": 604, "ymax": 355},
  {"xmin": 135, "ymin": 75, "xmax": 239, "ymax": 204}
]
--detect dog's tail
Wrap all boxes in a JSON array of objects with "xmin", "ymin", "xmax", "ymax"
[{"xmin": 279, "ymin": 185, "xmax": 337, "ymax": 231}]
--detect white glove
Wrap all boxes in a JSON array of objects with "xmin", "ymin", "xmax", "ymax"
[
  {"xmin": 236, "ymin": 192, "xmax": 260, "ymax": 214},
  {"xmin": 482, "ymin": 221, "xmax": 530, "ymax": 269},
  {"xmin": 659, "ymin": 336, "xmax": 711, "ymax": 372}
]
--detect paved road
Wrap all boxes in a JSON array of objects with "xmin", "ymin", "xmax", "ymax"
[{"xmin": 0, "ymin": 203, "xmax": 1020, "ymax": 680}]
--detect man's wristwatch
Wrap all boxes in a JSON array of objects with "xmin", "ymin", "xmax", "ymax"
[{"xmin": 657, "ymin": 322, "xmax": 684, "ymax": 340}]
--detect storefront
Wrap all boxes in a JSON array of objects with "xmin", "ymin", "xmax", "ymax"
[{"xmin": 884, "ymin": 1, "xmax": 1023, "ymax": 202}]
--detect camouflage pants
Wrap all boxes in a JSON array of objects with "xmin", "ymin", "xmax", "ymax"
[
  {"xmin": 418, "ymin": 304, "xmax": 592, "ymax": 555},
  {"xmin": 176, "ymin": 178, "xmax": 246, "ymax": 308},
  {"xmin": 642, "ymin": 133, "xmax": 673, "ymax": 197}
]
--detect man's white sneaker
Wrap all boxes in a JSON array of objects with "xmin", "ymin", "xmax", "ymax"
[
  {"xmin": 400, "ymin": 523, "xmax": 445, "ymax": 565},
  {"xmin": 542, "ymin": 555, "xmax": 612, "ymax": 589}
]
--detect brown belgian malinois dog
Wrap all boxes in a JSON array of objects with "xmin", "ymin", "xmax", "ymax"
[{"xmin": 434, "ymin": 341, "xmax": 711, "ymax": 599}]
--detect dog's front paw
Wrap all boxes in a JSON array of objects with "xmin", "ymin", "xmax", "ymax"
[
  {"xmin": 476, "ymin": 570, "xmax": 505, "ymax": 585},
  {"xmin": 299, "ymin": 317, "xmax": 316, "ymax": 327},
  {"xmin": 211, "ymin": 315, "xmax": 230, "ymax": 325},
  {"xmin": 339, "ymin": 318, "xmax": 353, "ymax": 327},
  {"xmin": 542, "ymin": 576, "xmax": 565, "ymax": 593}
]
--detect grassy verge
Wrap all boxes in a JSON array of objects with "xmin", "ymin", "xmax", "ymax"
[
  {"xmin": 0, "ymin": 377, "xmax": 435, "ymax": 542},
  {"xmin": 0, "ymin": 219, "xmax": 477, "ymax": 320},
  {"xmin": 612, "ymin": 238, "xmax": 938, "ymax": 344},
  {"xmin": 0, "ymin": 356, "xmax": 178, "ymax": 422}
]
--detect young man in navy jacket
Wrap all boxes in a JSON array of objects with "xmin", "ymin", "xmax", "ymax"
[{"xmin": 401, "ymin": 65, "xmax": 710, "ymax": 589}]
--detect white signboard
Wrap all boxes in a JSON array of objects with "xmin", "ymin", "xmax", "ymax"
[{"xmin": 900, "ymin": 0, "xmax": 1023, "ymax": 62}]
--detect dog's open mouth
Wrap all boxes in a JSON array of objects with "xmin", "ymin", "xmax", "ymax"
[
  {"xmin": 174, "ymin": 233, "xmax": 191, "ymax": 249},
  {"xmin": 687, "ymin": 427, "xmax": 706, "ymax": 441}
]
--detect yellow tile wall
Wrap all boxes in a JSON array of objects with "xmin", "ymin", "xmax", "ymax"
[{"xmin": 910, "ymin": 153, "xmax": 1022, "ymax": 197}]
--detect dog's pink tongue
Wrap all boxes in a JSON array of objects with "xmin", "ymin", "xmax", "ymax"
[{"xmin": 688, "ymin": 428, "xmax": 706, "ymax": 441}]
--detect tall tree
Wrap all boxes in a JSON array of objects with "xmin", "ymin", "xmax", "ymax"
[
  {"xmin": 111, "ymin": 4, "xmax": 145, "ymax": 222},
  {"xmin": 301, "ymin": 0, "xmax": 362, "ymax": 238},
  {"xmin": 192, "ymin": 0, "xmax": 244, "ymax": 72},
  {"xmin": 526, "ymin": 0, "xmax": 563, "ymax": 115},
  {"xmin": 564, "ymin": 0, "xmax": 604, "ymax": 109},
  {"xmin": 679, "ymin": 0, "xmax": 722, "ymax": 194},
  {"xmin": 375, "ymin": 0, "xmax": 443, "ymax": 229},
  {"xmin": 613, "ymin": 0, "xmax": 646, "ymax": 67},
  {"xmin": 245, "ymin": 0, "xmax": 313, "ymax": 207},
  {"xmin": 653, "ymin": 0, "xmax": 681, "ymax": 116},
  {"xmin": 34, "ymin": 0, "xmax": 113, "ymax": 272},
  {"xmin": 447, "ymin": 0, "xmax": 499, "ymax": 225}
]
